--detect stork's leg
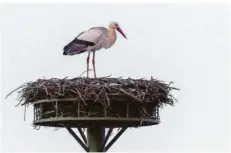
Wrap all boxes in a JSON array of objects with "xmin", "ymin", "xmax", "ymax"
[
  {"xmin": 87, "ymin": 51, "xmax": 91, "ymax": 78},
  {"xmin": 92, "ymin": 51, "xmax": 96, "ymax": 78}
]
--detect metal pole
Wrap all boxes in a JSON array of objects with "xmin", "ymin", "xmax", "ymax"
[{"xmin": 87, "ymin": 125, "xmax": 105, "ymax": 152}]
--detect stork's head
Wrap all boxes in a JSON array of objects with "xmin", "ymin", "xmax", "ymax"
[{"xmin": 109, "ymin": 22, "xmax": 127, "ymax": 39}]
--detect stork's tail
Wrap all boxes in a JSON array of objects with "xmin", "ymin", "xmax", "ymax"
[
  {"xmin": 63, "ymin": 38, "xmax": 77, "ymax": 55},
  {"xmin": 63, "ymin": 38, "xmax": 95, "ymax": 55}
]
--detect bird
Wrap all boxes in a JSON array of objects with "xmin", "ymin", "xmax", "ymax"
[{"xmin": 63, "ymin": 21, "xmax": 127, "ymax": 78}]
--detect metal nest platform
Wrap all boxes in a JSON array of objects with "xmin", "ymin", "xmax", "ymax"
[
  {"xmin": 6, "ymin": 77, "xmax": 179, "ymax": 152},
  {"xmin": 33, "ymin": 98, "xmax": 160, "ymax": 127}
]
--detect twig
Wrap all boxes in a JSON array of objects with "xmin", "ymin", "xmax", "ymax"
[
  {"xmin": 74, "ymin": 87, "xmax": 87, "ymax": 105},
  {"xmin": 103, "ymin": 87, "xmax": 110, "ymax": 106},
  {"xmin": 119, "ymin": 89, "xmax": 143, "ymax": 103},
  {"xmin": 141, "ymin": 108, "xmax": 152, "ymax": 117},
  {"xmin": 24, "ymin": 104, "xmax": 27, "ymax": 121},
  {"xmin": 5, "ymin": 84, "xmax": 28, "ymax": 99},
  {"xmin": 79, "ymin": 69, "xmax": 93, "ymax": 77},
  {"xmin": 42, "ymin": 84, "xmax": 49, "ymax": 95}
]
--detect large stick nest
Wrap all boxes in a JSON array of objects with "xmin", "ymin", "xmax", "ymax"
[{"xmin": 7, "ymin": 77, "xmax": 179, "ymax": 108}]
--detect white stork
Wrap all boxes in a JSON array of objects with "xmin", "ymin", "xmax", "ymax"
[{"xmin": 63, "ymin": 21, "xmax": 127, "ymax": 78}]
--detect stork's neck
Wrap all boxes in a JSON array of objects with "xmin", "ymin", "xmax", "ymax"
[
  {"xmin": 109, "ymin": 27, "xmax": 116, "ymax": 36},
  {"xmin": 107, "ymin": 27, "xmax": 117, "ymax": 48}
]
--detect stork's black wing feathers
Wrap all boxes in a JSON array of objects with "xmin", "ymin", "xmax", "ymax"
[{"xmin": 63, "ymin": 37, "xmax": 95, "ymax": 56}]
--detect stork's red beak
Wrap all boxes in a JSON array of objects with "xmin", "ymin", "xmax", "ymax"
[{"xmin": 116, "ymin": 27, "xmax": 127, "ymax": 39}]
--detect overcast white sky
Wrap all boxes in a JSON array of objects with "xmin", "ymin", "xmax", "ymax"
[{"xmin": 0, "ymin": 3, "xmax": 230, "ymax": 153}]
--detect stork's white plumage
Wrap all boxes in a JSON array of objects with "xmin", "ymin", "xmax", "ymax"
[{"xmin": 63, "ymin": 22, "xmax": 127, "ymax": 78}]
